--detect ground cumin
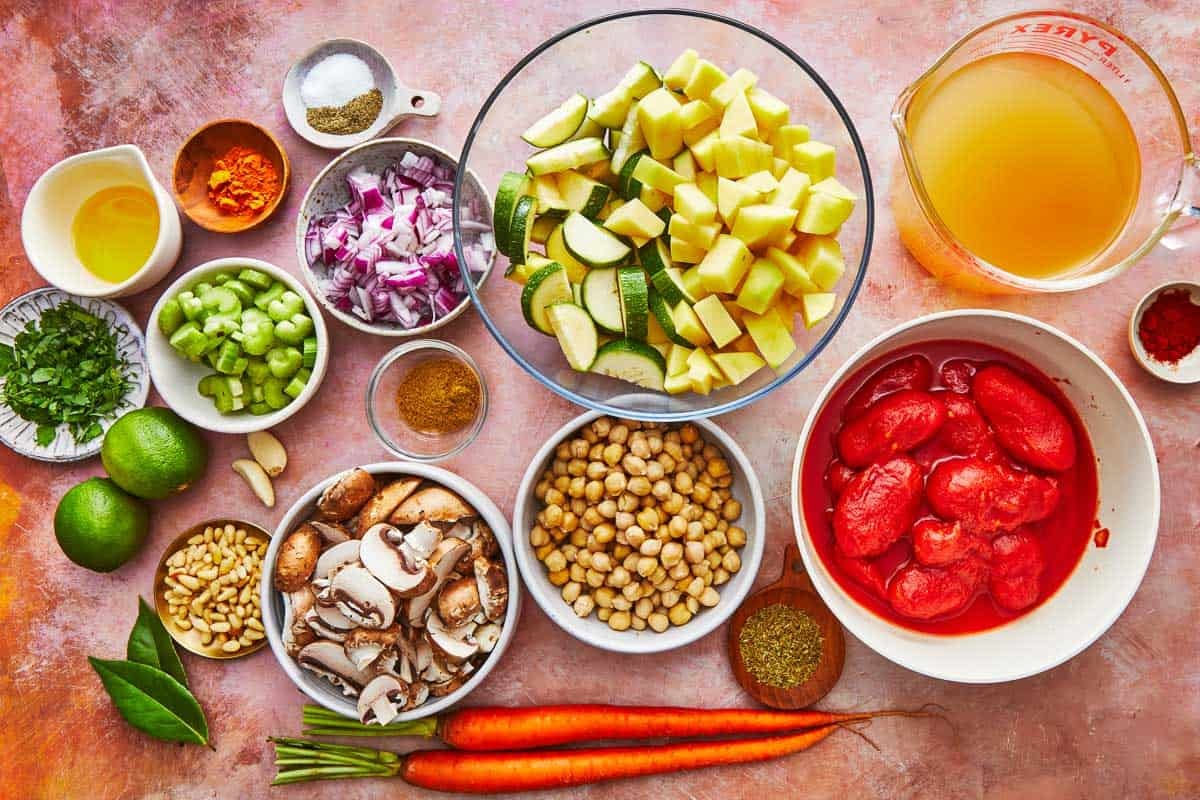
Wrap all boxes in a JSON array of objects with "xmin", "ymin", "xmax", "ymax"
[{"xmin": 396, "ymin": 357, "xmax": 481, "ymax": 434}]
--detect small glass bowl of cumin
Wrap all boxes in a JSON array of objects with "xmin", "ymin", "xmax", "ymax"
[{"xmin": 366, "ymin": 340, "xmax": 488, "ymax": 462}]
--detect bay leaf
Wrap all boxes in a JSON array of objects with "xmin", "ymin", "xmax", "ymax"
[
  {"xmin": 126, "ymin": 597, "xmax": 188, "ymax": 687},
  {"xmin": 88, "ymin": 658, "xmax": 209, "ymax": 746}
]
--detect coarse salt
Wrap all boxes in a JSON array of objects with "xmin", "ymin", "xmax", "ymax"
[{"xmin": 300, "ymin": 53, "xmax": 376, "ymax": 108}]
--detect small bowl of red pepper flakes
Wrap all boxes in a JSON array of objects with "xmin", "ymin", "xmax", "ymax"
[
  {"xmin": 172, "ymin": 119, "xmax": 291, "ymax": 234},
  {"xmin": 1129, "ymin": 280, "xmax": 1200, "ymax": 384}
]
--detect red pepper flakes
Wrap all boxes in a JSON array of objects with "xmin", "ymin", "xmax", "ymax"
[{"xmin": 1137, "ymin": 288, "xmax": 1200, "ymax": 365}]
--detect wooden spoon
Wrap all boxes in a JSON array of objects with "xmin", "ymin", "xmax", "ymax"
[{"xmin": 728, "ymin": 544, "xmax": 845, "ymax": 709}]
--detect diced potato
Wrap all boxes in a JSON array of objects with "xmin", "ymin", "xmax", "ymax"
[
  {"xmin": 727, "ymin": 332, "xmax": 758, "ymax": 354},
  {"xmin": 680, "ymin": 266, "xmax": 709, "ymax": 300},
  {"xmin": 532, "ymin": 174, "xmax": 566, "ymax": 213},
  {"xmin": 738, "ymin": 170, "xmax": 778, "ymax": 194},
  {"xmin": 731, "ymin": 204, "xmax": 798, "ymax": 251},
  {"xmin": 747, "ymin": 88, "xmax": 790, "ymax": 136},
  {"xmin": 673, "ymin": 150, "xmax": 697, "ymax": 181},
  {"xmin": 766, "ymin": 246, "xmax": 821, "ymax": 295},
  {"xmin": 796, "ymin": 178, "xmax": 856, "ymax": 235},
  {"xmin": 717, "ymin": 177, "xmax": 760, "ymax": 226},
  {"xmin": 696, "ymin": 235, "xmax": 753, "ymax": 294},
  {"xmin": 709, "ymin": 68, "xmax": 758, "ymax": 109},
  {"xmin": 639, "ymin": 186, "xmax": 670, "ymax": 212},
  {"xmin": 800, "ymin": 293, "xmax": 837, "ymax": 328},
  {"xmin": 666, "ymin": 342, "xmax": 693, "ymax": 376},
  {"xmin": 719, "ymin": 91, "xmax": 758, "ymax": 140},
  {"xmin": 713, "ymin": 136, "xmax": 774, "ymax": 179},
  {"xmin": 688, "ymin": 129, "xmax": 721, "ymax": 172},
  {"xmin": 683, "ymin": 59, "xmax": 728, "ymax": 101},
  {"xmin": 712, "ymin": 351, "xmax": 766, "ymax": 385},
  {"xmin": 770, "ymin": 125, "xmax": 811, "ymax": 158},
  {"xmin": 696, "ymin": 172, "xmax": 718, "ymax": 203},
  {"xmin": 638, "ymin": 88, "xmax": 684, "ymax": 160},
  {"xmin": 646, "ymin": 309, "xmax": 670, "ymax": 345},
  {"xmin": 672, "ymin": 300, "xmax": 711, "ymax": 347},
  {"xmin": 663, "ymin": 49, "xmax": 699, "ymax": 90},
  {"xmin": 790, "ymin": 140, "xmax": 836, "ymax": 181},
  {"xmin": 744, "ymin": 308, "xmax": 797, "ymax": 369},
  {"xmin": 774, "ymin": 229, "xmax": 798, "ymax": 251},
  {"xmin": 669, "ymin": 214, "xmax": 721, "ymax": 250},
  {"xmin": 693, "ymin": 295, "xmax": 741, "ymax": 348},
  {"xmin": 721, "ymin": 299, "xmax": 746, "ymax": 325},
  {"xmin": 687, "ymin": 347, "xmax": 724, "ymax": 395},
  {"xmin": 632, "ymin": 156, "xmax": 686, "ymax": 195},
  {"xmin": 735, "ymin": 258, "xmax": 785, "ymax": 315},
  {"xmin": 683, "ymin": 114, "xmax": 721, "ymax": 147},
  {"xmin": 679, "ymin": 99, "xmax": 717, "ymax": 131},
  {"xmin": 768, "ymin": 168, "xmax": 812, "ymax": 210},
  {"xmin": 670, "ymin": 237, "xmax": 707, "ymax": 265},
  {"xmin": 664, "ymin": 186, "xmax": 711, "ymax": 229},
  {"xmin": 604, "ymin": 198, "xmax": 666, "ymax": 238},
  {"xmin": 664, "ymin": 372, "xmax": 693, "ymax": 394},
  {"xmin": 771, "ymin": 157, "xmax": 791, "ymax": 180},
  {"xmin": 795, "ymin": 235, "xmax": 845, "ymax": 290}
]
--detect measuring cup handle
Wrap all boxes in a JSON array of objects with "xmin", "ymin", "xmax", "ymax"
[
  {"xmin": 390, "ymin": 87, "xmax": 441, "ymax": 121},
  {"xmin": 1161, "ymin": 159, "xmax": 1200, "ymax": 251}
]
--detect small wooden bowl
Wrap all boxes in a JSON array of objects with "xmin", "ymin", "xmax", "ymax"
[
  {"xmin": 728, "ymin": 544, "xmax": 846, "ymax": 709},
  {"xmin": 153, "ymin": 518, "xmax": 273, "ymax": 660},
  {"xmin": 172, "ymin": 119, "xmax": 290, "ymax": 233}
]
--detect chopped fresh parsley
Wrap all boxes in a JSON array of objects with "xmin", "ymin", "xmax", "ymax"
[{"xmin": 0, "ymin": 301, "xmax": 133, "ymax": 447}]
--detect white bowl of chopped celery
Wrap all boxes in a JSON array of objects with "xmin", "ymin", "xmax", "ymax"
[{"xmin": 147, "ymin": 258, "xmax": 329, "ymax": 434}]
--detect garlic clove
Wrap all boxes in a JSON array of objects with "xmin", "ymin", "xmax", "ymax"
[
  {"xmin": 247, "ymin": 430, "xmax": 288, "ymax": 477},
  {"xmin": 233, "ymin": 458, "xmax": 275, "ymax": 507}
]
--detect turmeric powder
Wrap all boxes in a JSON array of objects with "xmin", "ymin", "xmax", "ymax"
[
  {"xmin": 207, "ymin": 145, "xmax": 281, "ymax": 217},
  {"xmin": 395, "ymin": 358, "xmax": 481, "ymax": 434}
]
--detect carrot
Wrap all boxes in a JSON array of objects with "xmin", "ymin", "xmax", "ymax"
[
  {"xmin": 271, "ymin": 725, "xmax": 842, "ymax": 791},
  {"xmin": 301, "ymin": 703, "xmax": 917, "ymax": 749}
]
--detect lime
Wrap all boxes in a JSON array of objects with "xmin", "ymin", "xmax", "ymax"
[
  {"xmin": 55, "ymin": 477, "xmax": 150, "ymax": 572},
  {"xmin": 101, "ymin": 407, "xmax": 208, "ymax": 500}
]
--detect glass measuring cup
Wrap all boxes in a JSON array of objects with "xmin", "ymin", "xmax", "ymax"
[{"xmin": 891, "ymin": 10, "xmax": 1199, "ymax": 294}]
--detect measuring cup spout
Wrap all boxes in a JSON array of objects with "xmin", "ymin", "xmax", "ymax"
[{"xmin": 1160, "ymin": 157, "xmax": 1200, "ymax": 251}]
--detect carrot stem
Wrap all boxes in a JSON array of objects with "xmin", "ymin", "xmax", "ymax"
[{"xmin": 301, "ymin": 705, "xmax": 437, "ymax": 738}]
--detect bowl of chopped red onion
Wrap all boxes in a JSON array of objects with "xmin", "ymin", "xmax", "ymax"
[{"xmin": 297, "ymin": 138, "xmax": 496, "ymax": 336}]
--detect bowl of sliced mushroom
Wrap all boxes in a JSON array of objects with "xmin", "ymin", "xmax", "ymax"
[{"xmin": 261, "ymin": 462, "xmax": 518, "ymax": 724}]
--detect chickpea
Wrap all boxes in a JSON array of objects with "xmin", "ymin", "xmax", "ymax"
[
  {"xmin": 679, "ymin": 424, "xmax": 699, "ymax": 444},
  {"xmin": 722, "ymin": 550, "xmax": 742, "ymax": 573},
  {"xmin": 648, "ymin": 613, "xmax": 670, "ymax": 633},
  {"xmin": 727, "ymin": 526, "xmax": 747, "ymax": 548},
  {"xmin": 684, "ymin": 541, "xmax": 705, "ymax": 564},
  {"xmin": 628, "ymin": 476, "xmax": 652, "ymax": 497},
  {"xmin": 661, "ymin": 542, "xmax": 683, "ymax": 567},
  {"xmin": 667, "ymin": 515, "xmax": 687, "ymax": 538},
  {"xmin": 621, "ymin": 581, "xmax": 641, "ymax": 601},
  {"xmin": 622, "ymin": 454, "xmax": 648, "ymax": 476},
  {"xmin": 662, "ymin": 492, "xmax": 684, "ymax": 515},
  {"xmin": 707, "ymin": 551, "xmax": 723, "ymax": 570},
  {"xmin": 630, "ymin": 614, "xmax": 647, "ymax": 631},
  {"xmin": 585, "ymin": 569, "xmax": 605, "ymax": 588},
  {"xmin": 568, "ymin": 477, "xmax": 586, "ymax": 499},
  {"xmin": 593, "ymin": 523, "xmax": 616, "ymax": 545},
  {"xmin": 592, "ymin": 417, "xmax": 612, "ymax": 438},
  {"xmin": 706, "ymin": 458, "xmax": 729, "ymax": 478},
  {"xmin": 669, "ymin": 561, "xmax": 690, "ymax": 581},
  {"xmin": 548, "ymin": 569, "xmax": 569, "ymax": 587},
  {"xmin": 608, "ymin": 566, "xmax": 631, "ymax": 588},
  {"xmin": 572, "ymin": 595, "xmax": 595, "ymax": 617},
  {"xmin": 543, "ymin": 549, "xmax": 566, "ymax": 573},
  {"xmin": 652, "ymin": 568, "xmax": 671, "ymax": 588},
  {"xmin": 661, "ymin": 589, "xmax": 681, "ymax": 609},
  {"xmin": 701, "ymin": 511, "xmax": 719, "ymax": 532},
  {"xmin": 692, "ymin": 483, "xmax": 712, "ymax": 505},
  {"xmin": 639, "ymin": 538, "xmax": 662, "ymax": 557},
  {"xmin": 586, "ymin": 462, "xmax": 608, "ymax": 482},
  {"xmin": 636, "ymin": 556, "xmax": 658, "ymax": 578},
  {"xmin": 569, "ymin": 563, "xmax": 586, "ymax": 582},
  {"xmin": 590, "ymin": 551, "xmax": 612, "ymax": 572},
  {"xmin": 668, "ymin": 603, "xmax": 693, "ymax": 626},
  {"xmin": 544, "ymin": 504, "xmax": 564, "ymax": 529},
  {"xmin": 674, "ymin": 472, "xmax": 694, "ymax": 495},
  {"xmin": 561, "ymin": 511, "xmax": 579, "ymax": 533},
  {"xmin": 569, "ymin": 529, "xmax": 588, "ymax": 548},
  {"xmin": 582, "ymin": 428, "xmax": 599, "ymax": 445},
  {"xmin": 545, "ymin": 487, "xmax": 565, "ymax": 506},
  {"xmin": 686, "ymin": 521, "xmax": 705, "ymax": 541},
  {"xmin": 566, "ymin": 458, "xmax": 586, "ymax": 477},
  {"xmin": 721, "ymin": 498, "xmax": 742, "ymax": 521},
  {"xmin": 534, "ymin": 480, "xmax": 549, "ymax": 501},
  {"xmin": 699, "ymin": 587, "xmax": 721, "ymax": 607},
  {"xmin": 608, "ymin": 611, "xmax": 632, "ymax": 631},
  {"xmin": 609, "ymin": 424, "xmax": 629, "ymax": 444},
  {"xmin": 604, "ymin": 473, "xmax": 627, "ymax": 496},
  {"xmin": 686, "ymin": 595, "xmax": 700, "ymax": 614},
  {"xmin": 685, "ymin": 576, "xmax": 705, "ymax": 598},
  {"xmin": 603, "ymin": 443, "xmax": 624, "ymax": 466},
  {"xmin": 561, "ymin": 582, "xmax": 582, "ymax": 604},
  {"xmin": 529, "ymin": 526, "xmax": 550, "ymax": 547},
  {"xmin": 597, "ymin": 607, "xmax": 612, "ymax": 622},
  {"xmin": 692, "ymin": 561, "xmax": 710, "ymax": 579},
  {"xmin": 570, "ymin": 439, "xmax": 590, "ymax": 459},
  {"xmin": 611, "ymin": 596, "xmax": 632, "ymax": 612},
  {"xmin": 613, "ymin": 543, "xmax": 632, "ymax": 561},
  {"xmin": 683, "ymin": 503, "xmax": 703, "ymax": 522},
  {"xmin": 617, "ymin": 493, "xmax": 639, "ymax": 513},
  {"xmin": 594, "ymin": 587, "xmax": 616, "ymax": 608},
  {"xmin": 635, "ymin": 597, "xmax": 654, "ymax": 619},
  {"xmin": 629, "ymin": 437, "xmax": 651, "ymax": 460}
]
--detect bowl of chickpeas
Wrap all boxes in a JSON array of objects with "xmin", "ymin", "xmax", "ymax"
[{"xmin": 513, "ymin": 410, "xmax": 765, "ymax": 654}]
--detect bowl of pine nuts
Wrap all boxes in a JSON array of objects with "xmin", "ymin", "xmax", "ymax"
[
  {"xmin": 155, "ymin": 519, "xmax": 271, "ymax": 659},
  {"xmin": 513, "ymin": 411, "xmax": 765, "ymax": 654}
]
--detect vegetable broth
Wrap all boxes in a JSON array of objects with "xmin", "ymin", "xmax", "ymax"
[
  {"xmin": 800, "ymin": 341, "xmax": 1099, "ymax": 635},
  {"xmin": 904, "ymin": 52, "xmax": 1139, "ymax": 279},
  {"xmin": 72, "ymin": 185, "xmax": 159, "ymax": 283}
]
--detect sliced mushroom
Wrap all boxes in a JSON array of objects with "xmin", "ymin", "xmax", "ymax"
[
  {"xmin": 474, "ymin": 556, "xmax": 509, "ymax": 622},
  {"xmin": 428, "ymin": 673, "xmax": 469, "ymax": 697},
  {"xmin": 413, "ymin": 635, "xmax": 434, "ymax": 673},
  {"xmin": 273, "ymin": 524, "xmax": 322, "ymax": 592},
  {"xmin": 355, "ymin": 478, "xmax": 422, "ymax": 536},
  {"xmin": 308, "ymin": 520, "xmax": 352, "ymax": 545},
  {"xmin": 298, "ymin": 641, "xmax": 371, "ymax": 697},
  {"xmin": 437, "ymin": 576, "xmax": 482, "ymax": 628},
  {"xmin": 360, "ymin": 524, "xmax": 435, "ymax": 597},
  {"xmin": 421, "ymin": 653, "xmax": 455, "ymax": 684},
  {"xmin": 390, "ymin": 487, "xmax": 475, "ymax": 525},
  {"xmin": 282, "ymin": 587, "xmax": 318, "ymax": 657},
  {"xmin": 402, "ymin": 521, "xmax": 443, "ymax": 561},
  {"xmin": 474, "ymin": 623, "xmax": 501, "ymax": 653},
  {"xmin": 344, "ymin": 626, "xmax": 401, "ymax": 671},
  {"xmin": 316, "ymin": 468, "xmax": 377, "ymax": 522},
  {"xmin": 406, "ymin": 537, "xmax": 471, "ymax": 627},
  {"xmin": 313, "ymin": 540, "xmax": 361, "ymax": 582},
  {"xmin": 466, "ymin": 519, "xmax": 499, "ymax": 560},
  {"xmin": 330, "ymin": 564, "xmax": 396, "ymax": 629},
  {"xmin": 306, "ymin": 605, "xmax": 353, "ymax": 642},
  {"xmin": 426, "ymin": 612, "xmax": 480, "ymax": 663},
  {"xmin": 357, "ymin": 674, "xmax": 410, "ymax": 726}
]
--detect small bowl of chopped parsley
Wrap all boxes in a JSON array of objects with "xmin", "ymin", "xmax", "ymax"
[{"xmin": 0, "ymin": 288, "xmax": 150, "ymax": 461}]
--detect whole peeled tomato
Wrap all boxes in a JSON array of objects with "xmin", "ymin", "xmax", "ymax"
[
  {"xmin": 832, "ymin": 457, "xmax": 924, "ymax": 558},
  {"xmin": 887, "ymin": 564, "xmax": 972, "ymax": 620},
  {"xmin": 972, "ymin": 365, "xmax": 1077, "ymax": 472},
  {"xmin": 989, "ymin": 532, "xmax": 1046, "ymax": 612},
  {"xmin": 946, "ymin": 554, "xmax": 991, "ymax": 594},
  {"xmin": 836, "ymin": 390, "xmax": 947, "ymax": 468},
  {"xmin": 826, "ymin": 460, "xmax": 857, "ymax": 497},
  {"xmin": 926, "ymin": 457, "xmax": 1060, "ymax": 535},
  {"xmin": 833, "ymin": 551, "xmax": 887, "ymax": 598},
  {"xmin": 939, "ymin": 394, "xmax": 999, "ymax": 460},
  {"xmin": 911, "ymin": 518, "xmax": 989, "ymax": 566},
  {"xmin": 843, "ymin": 355, "xmax": 934, "ymax": 421}
]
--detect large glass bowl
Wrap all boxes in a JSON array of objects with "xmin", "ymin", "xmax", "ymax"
[{"xmin": 454, "ymin": 9, "xmax": 873, "ymax": 420}]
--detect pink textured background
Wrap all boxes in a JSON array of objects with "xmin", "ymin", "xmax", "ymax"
[{"xmin": 1, "ymin": 1, "xmax": 1197, "ymax": 798}]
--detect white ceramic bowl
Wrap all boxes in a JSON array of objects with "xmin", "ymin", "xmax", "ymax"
[
  {"xmin": 294, "ymin": 137, "xmax": 495, "ymax": 337},
  {"xmin": 513, "ymin": 410, "xmax": 765, "ymax": 654},
  {"xmin": 261, "ymin": 462, "xmax": 521, "ymax": 720},
  {"xmin": 146, "ymin": 257, "xmax": 329, "ymax": 434},
  {"xmin": 1128, "ymin": 280, "xmax": 1200, "ymax": 384},
  {"xmin": 789, "ymin": 310, "xmax": 1160, "ymax": 684}
]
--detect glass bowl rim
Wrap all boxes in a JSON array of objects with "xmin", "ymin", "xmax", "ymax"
[
  {"xmin": 452, "ymin": 7, "xmax": 875, "ymax": 421},
  {"xmin": 364, "ymin": 338, "xmax": 489, "ymax": 462}
]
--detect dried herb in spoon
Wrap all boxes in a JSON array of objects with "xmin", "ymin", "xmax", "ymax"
[
  {"xmin": 738, "ymin": 604, "xmax": 824, "ymax": 689},
  {"xmin": 0, "ymin": 301, "xmax": 132, "ymax": 446}
]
